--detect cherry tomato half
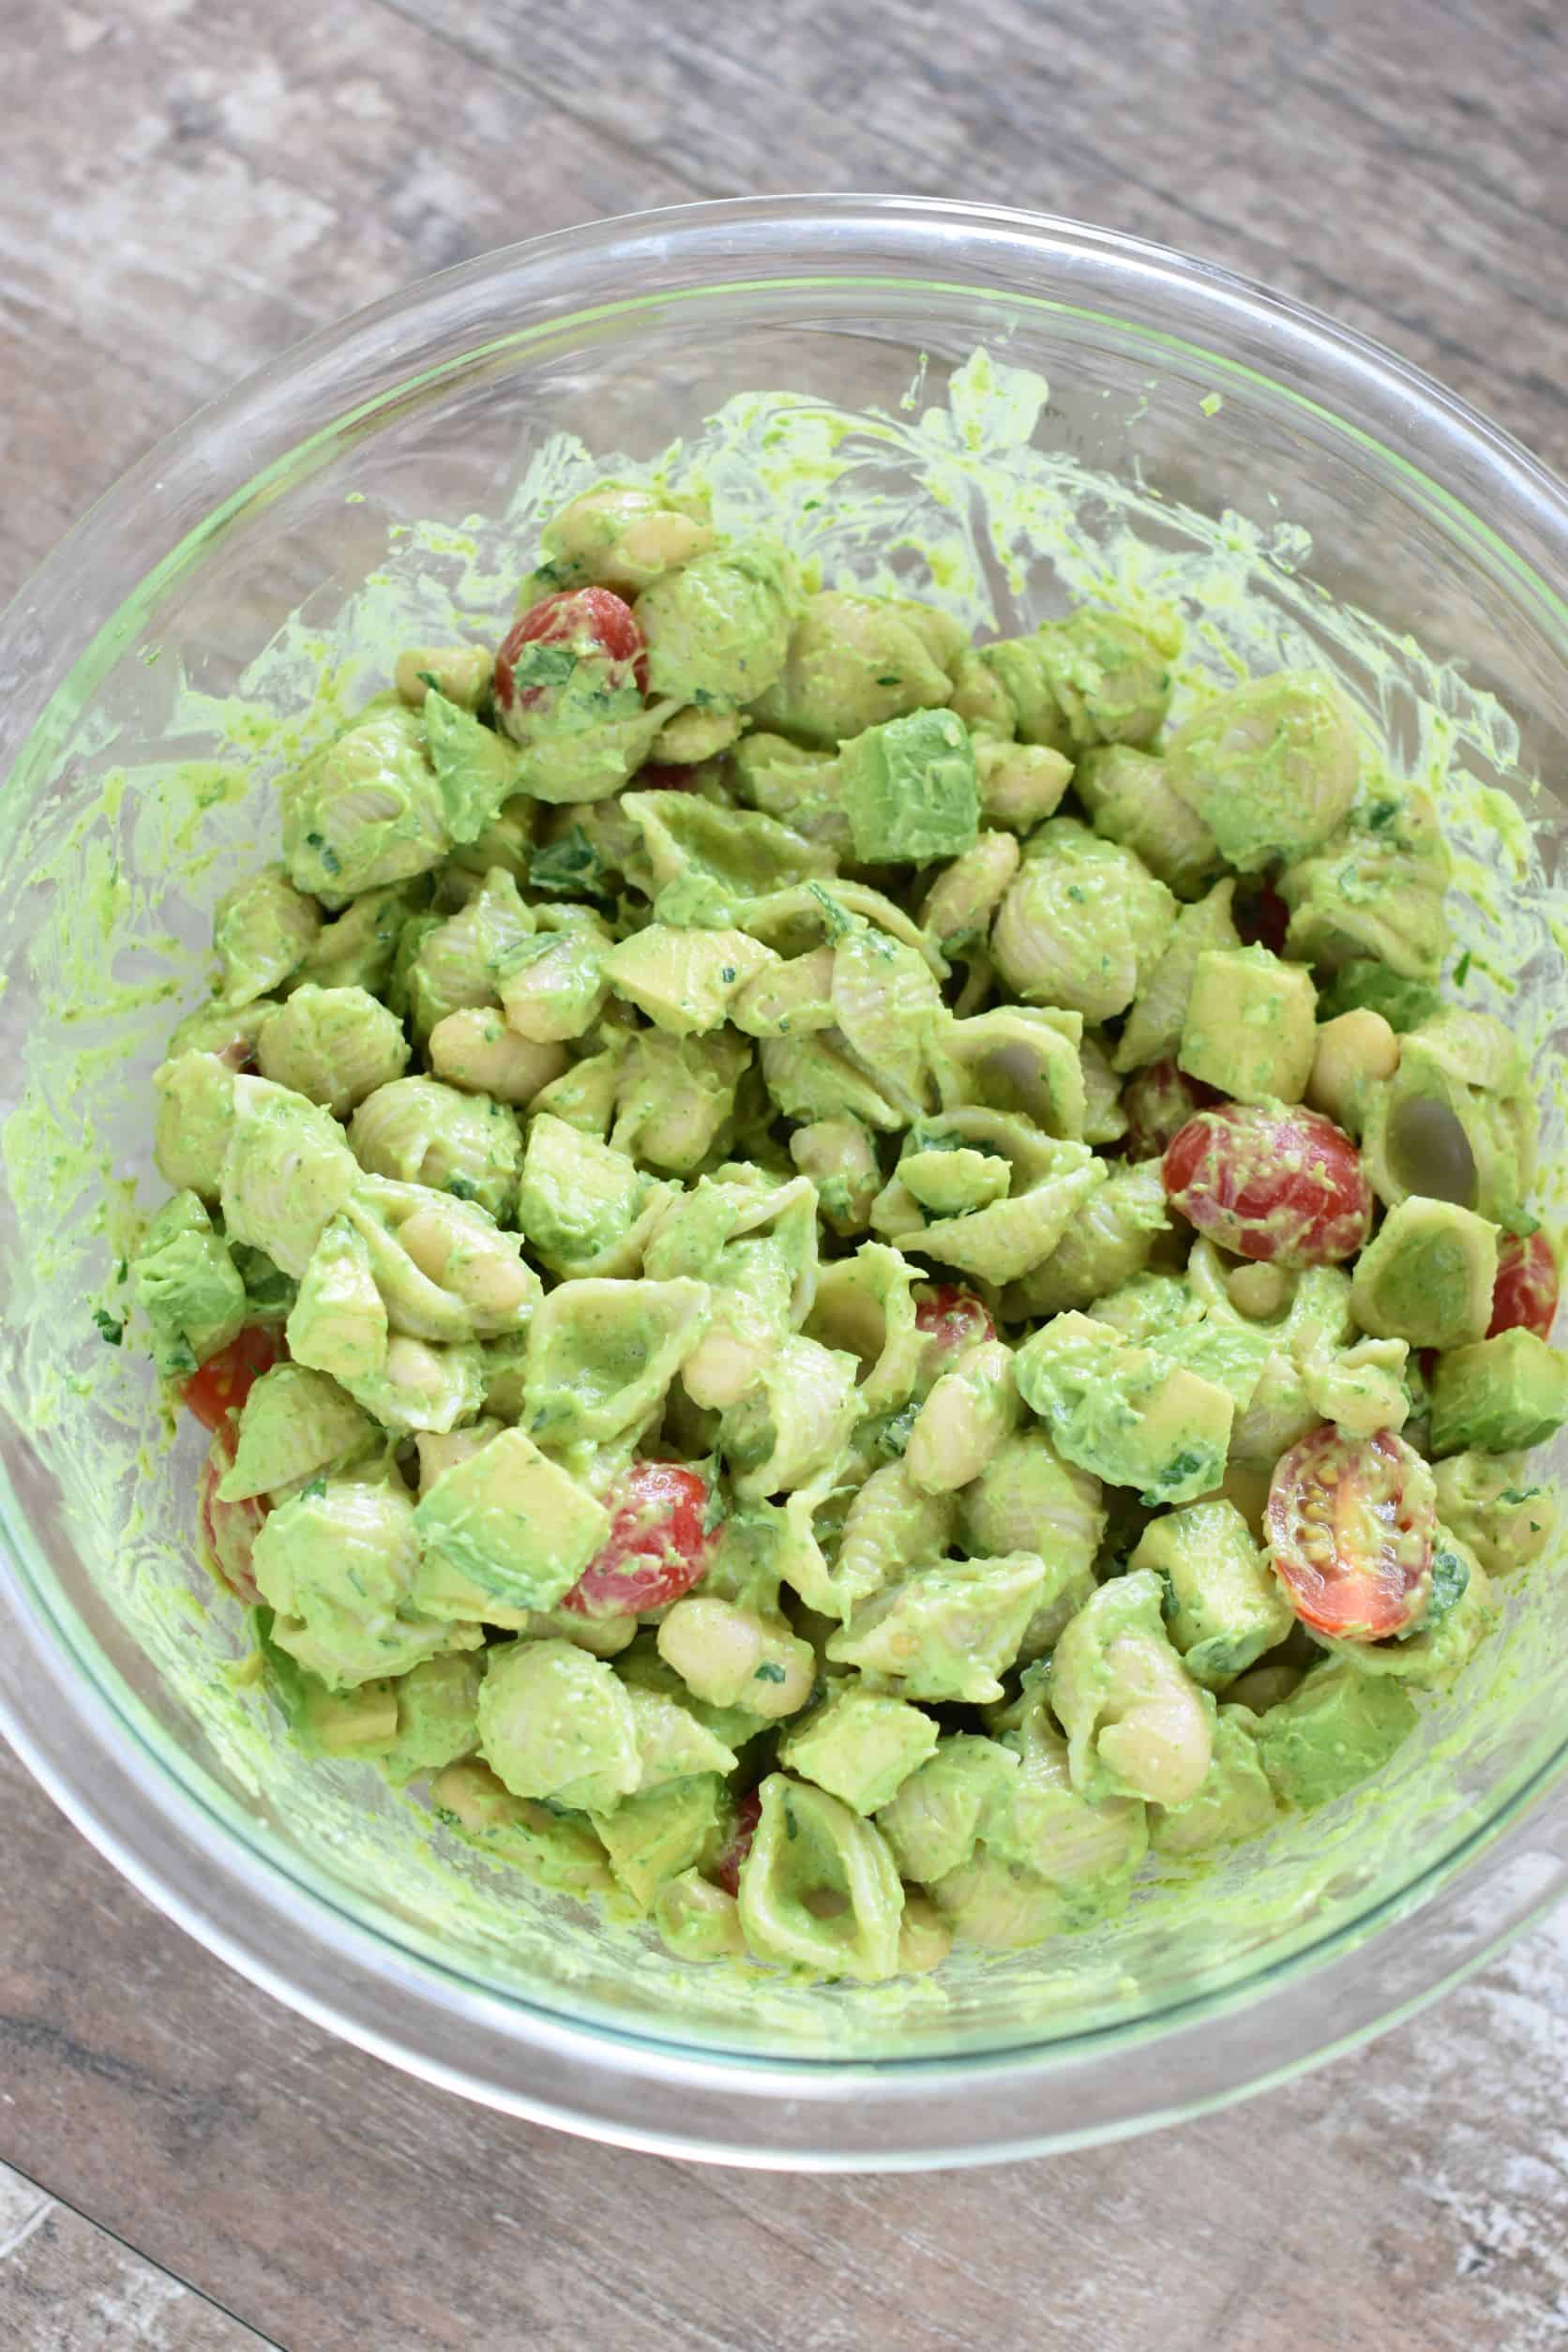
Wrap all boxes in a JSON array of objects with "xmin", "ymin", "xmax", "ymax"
[
  {"xmin": 712, "ymin": 1789, "xmax": 763, "ymax": 1898},
  {"xmin": 1488, "ymin": 1229, "xmax": 1559, "ymax": 1342},
  {"xmin": 180, "ymin": 1324, "xmax": 282, "ymax": 1432},
  {"xmin": 561, "ymin": 1460, "xmax": 716, "ymax": 1619},
  {"xmin": 494, "ymin": 585, "xmax": 648, "ymax": 726},
  {"xmin": 914, "ymin": 1284, "xmax": 997, "ymax": 1359},
  {"xmin": 1163, "ymin": 1101, "xmax": 1372, "ymax": 1267},
  {"xmin": 196, "ymin": 1423, "xmax": 267, "ymax": 1606},
  {"xmin": 1265, "ymin": 1425, "xmax": 1437, "ymax": 1640},
  {"xmin": 1121, "ymin": 1060, "xmax": 1222, "ymax": 1163}
]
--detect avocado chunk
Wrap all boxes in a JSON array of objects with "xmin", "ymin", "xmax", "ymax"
[
  {"xmin": 1178, "ymin": 944, "xmax": 1318, "ymax": 1106},
  {"xmin": 414, "ymin": 1427, "xmax": 611, "ymax": 1614},
  {"xmin": 838, "ymin": 707, "xmax": 980, "ymax": 864},
  {"xmin": 1429, "ymin": 1328, "xmax": 1568, "ymax": 1455},
  {"xmin": 778, "ymin": 1683, "xmax": 940, "ymax": 1817},
  {"xmin": 1254, "ymin": 1661, "xmax": 1419, "ymax": 1809},
  {"xmin": 1129, "ymin": 1497, "xmax": 1293, "ymax": 1689},
  {"xmin": 131, "ymin": 1191, "xmax": 247, "ymax": 1380},
  {"xmin": 1015, "ymin": 1309, "xmax": 1234, "ymax": 1504},
  {"xmin": 1350, "ymin": 1196, "xmax": 1500, "ymax": 1350}
]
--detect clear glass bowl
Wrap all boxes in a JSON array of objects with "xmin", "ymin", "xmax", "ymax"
[{"xmin": 2, "ymin": 196, "xmax": 1567, "ymax": 2169}]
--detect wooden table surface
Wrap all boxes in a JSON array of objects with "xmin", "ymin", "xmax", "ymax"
[{"xmin": 4, "ymin": 1, "xmax": 1568, "ymax": 2344}]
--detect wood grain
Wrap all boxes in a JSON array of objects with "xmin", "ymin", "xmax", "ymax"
[
  {"xmin": 3, "ymin": 0, "xmax": 1568, "ymax": 2346},
  {"xmin": 0, "ymin": 2160, "xmax": 274, "ymax": 2348}
]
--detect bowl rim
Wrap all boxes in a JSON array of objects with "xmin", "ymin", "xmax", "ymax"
[{"xmin": 3, "ymin": 190, "xmax": 1567, "ymax": 2166}]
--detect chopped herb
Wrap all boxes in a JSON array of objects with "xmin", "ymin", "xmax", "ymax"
[
  {"xmin": 510, "ymin": 643, "xmax": 578, "ymax": 691},
  {"xmin": 446, "ymin": 1175, "xmax": 477, "ymax": 1201},
  {"xmin": 783, "ymin": 1802, "xmax": 798, "ymax": 1840},
  {"xmin": 1500, "ymin": 1485, "xmax": 1540, "ymax": 1507},
  {"xmin": 1161, "ymin": 1449, "xmax": 1204, "ymax": 1486},
  {"xmin": 691, "ymin": 686, "xmax": 716, "ymax": 709},
  {"xmin": 1506, "ymin": 1208, "xmax": 1542, "ymax": 1238},
  {"xmin": 874, "ymin": 1401, "xmax": 920, "ymax": 1460},
  {"xmin": 301, "ymin": 1475, "xmax": 327, "ymax": 1501},
  {"xmin": 114, "ymin": 1258, "xmax": 128, "ymax": 1285},
  {"xmin": 754, "ymin": 1661, "xmax": 787, "ymax": 1685},
  {"xmin": 720, "ymin": 965, "xmax": 737, "ymax": 984},
  {"xmin": 1366, "ymin": 799, "xmax": 1399, "ymax": 829},
  {"xmin": 1453, "ymin": 949, "xmax": 1472, "ymax": 987},
  {"xmin": 417, "ymin": 669, "xmax": 442, "ymax": 694},
  {"xmin": 1403, "ymin": 1545, "xmax": 1470, "ymax": 1638},
  {"xmin": 875, "ymin": 673, "xmax": 902, "ymax": 686},
  {"xmin": 92, "ymin": 1308, "xmax": 124, "ymax": 1346}
]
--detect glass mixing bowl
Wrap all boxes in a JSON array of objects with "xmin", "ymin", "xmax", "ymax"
[{"xmin": 2, "ymin": 196, "xmax": 1567, "ymax": 2169}]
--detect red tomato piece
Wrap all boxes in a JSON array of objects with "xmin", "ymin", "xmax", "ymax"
[
  {"xmin": 631, "ymin": 761, "xmax": 700, "ymax": 792},
  {"xmin": 914, "ymin": 1284, "xmax": 996, "ymax": 1357},
  {"xmin": 1488, "ymin": 1229, "xmax": 1559, "ymax": 1341},
  {"xmin": 1121, "ymin": 1060, "xmax": 1222, "ymax": 1162},
  {"xmin": 196, "ymin": 1423, "xmax": 267, "ymax": 1606},
  {"xmin": 1236, "ymin": 881, "xmax": 1290, "ymax": 957},
  {"xmin": 561, "ymin": 1460, "xmax": 716, "ymax": 1619},
  {"xmin": 712, "ymin": 1789, "xmax": 763, "ymax": 1898},
  {"xmin": 1163, "ymin": 1101, "xmax": 1372, "ymax": 1266},
  {"xmin": 494, "ymin": 584, "xmax": 648, "ymax": 723},
  {"xmin": 180, "ymin": 1324, "xmax": 282, "ymax": 1431},
  {"xmin": 1266, "ymin": 1425, "xmax": 1436, "ymax": 1639}
]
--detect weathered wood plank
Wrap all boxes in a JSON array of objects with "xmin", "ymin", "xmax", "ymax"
[
  {"xmin": 0, "ymin": 2158, "xmax": 275, "ymax": 2349},
  {"xmin": 4, "ymin": 1741, "xmax": 1567, "ymax": 2352},
  {"xmin": 389, "ymin": 0, "xmax": 1568, "ymax": 477},
  {"xmin": 0, "ymin": 0, "xmax": 693, "ymax": 601}
]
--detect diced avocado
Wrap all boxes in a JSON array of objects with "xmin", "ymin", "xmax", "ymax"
[
  {"xmin": 1254, "ymin": 1661, "xmax": 1419, "ymax": 1809},
  {"xmin": 602, "ymin": 924, "xmax": 777, "ymax": 1034},
  {"xmin": 218, "ymin": 1363, "xmax": 378, "ymax": 1501},
  {"xmin": 1429, "ymin": 1328, "xmax": 1568, "ymax": 1455},
  {"xmin": 1178, "ymin": 944, "xmax": 1318, "ymax": 1106},
  {"xmin": 1350, "ymin": 1196, "xmax": 1500, "ymax": 1351},
  {"xmin": 1015, "ymin": 1309, "xmax": 1234, "ymax": 1504},
  {"xmin": 377, "ymin": 1651, "xmax": 484, "ymax": 1785},
  {"xmin": 422, "ymin": 689, "xmax": 526, "ymax": 845},
  {"xmin": 591, "ymin": 1775, "xmax": 729, "ymax": 1912},
  {"xmin": 475, "ymin": 1637, "xmax": 640, "ymax": 1813},
  {"xmin": 251, "ymin": 1477, "xmax": 476, "ymax": 1691},
  {"xmin": 1318, "ymin": 957, "xmax": 1443, "ymax": 1034},
  {"xmin": 516, "ymin": 1114, "xmax": 658, "ymax": 1278},
  {"xmin": 837, "ymin": 707, "xmax": 980, "ymax": 864},
  {"xmin": 287, "ymin": 1214, "xmax": 389, "ymax": 1386},
  {"xmin": 414, "ymin": 1428, "xmax": 611, "ymax": 1615},
  {"xmin": 131, "ymin": 1191, "xmax": 247, "ymax": 1380},
  {"xmin": 778, "ymin": 1683, "xmax": 941, "ymax": 1816},
  {"xmin": 1431, "ymin": 1451, "xmax": 1556, "ymax": 1578},
  {"xmin": 1129, "ymin": 1498, "xmax": 1293, "ymax": 1688},
  {"xmin": 624, "ymin": 1685, "xmax": 738, "ymax": 1789}
]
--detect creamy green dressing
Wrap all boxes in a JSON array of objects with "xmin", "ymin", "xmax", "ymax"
[{"xmin": 3, "ymin": 349, "xmax": 1567, "ymax": 2053}]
